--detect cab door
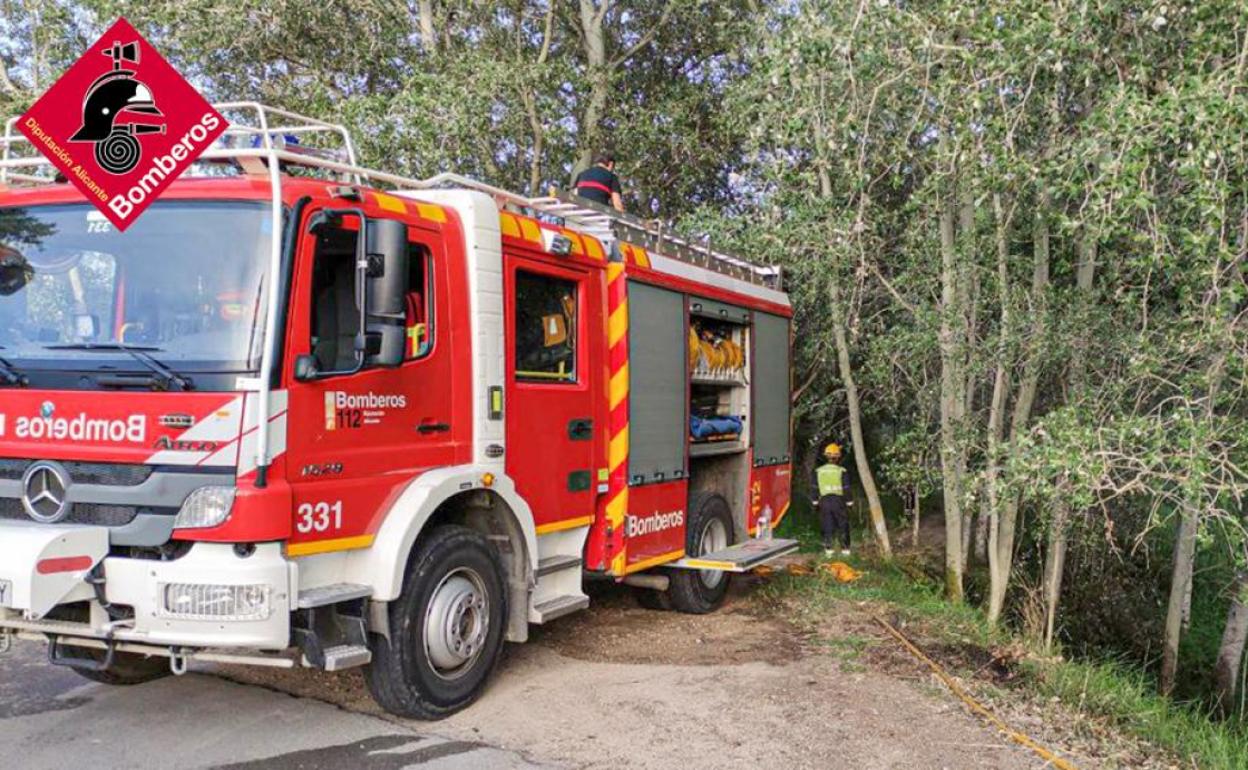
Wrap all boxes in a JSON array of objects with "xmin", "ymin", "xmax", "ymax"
[
  {"xmin": 283, "ymin": 208, "xmax": 457, "ymax": 554},
  {"xmin": 504, "ymin": 255, "xmax": 602, "ymax": 531}
]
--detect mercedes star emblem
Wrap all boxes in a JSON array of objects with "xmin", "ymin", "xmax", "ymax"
[{"xmin": 21, "ymin": 461, "xmax": 71, "ymax": 523}]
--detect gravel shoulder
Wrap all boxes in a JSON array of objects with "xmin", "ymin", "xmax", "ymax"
[
  {"xmin": 3, "ymin": 571, "xmax": 1167, "ymax": 769},
  {"xmin": 220, "ymin": 580, "xmax": 1077, "ymax": 769}
]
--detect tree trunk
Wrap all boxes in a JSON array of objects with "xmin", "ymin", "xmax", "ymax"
[
  {"xmin": 1161, "ymin": 505, "xmax": 1200, "ymax": 696},
  {"xmin": 984, "ymin": 193, "xmax": 1011, "ymax": 625},
  {"xmin": 815, "ymin": 114, "xmax": 891, "ymax": 560},
  {"xmin": 416, "ymin": 0, "xmax": 437, "ymax": 53},
  {"xmin": 1041, "ymin": 494, "xmax": 1070, "ymax": 649},
  {"xmin": 937, "ymin": 195, "xmax": 965, "ymax": 602},
  {"xmin": 0, "ymin": 56, "xmax": 17, "ymax": 94},
  {"xmin": 1040, "ymin": 237, "xmax": 1097, "ymax": 649},
  {"xmin": 521, "ymin": 2, "xmax": 556, "ymax": 196},
  {"xmin": 830, "ymin": 284, "xmax": 892, "ymax": 559},
  {"xmin": 957, "ymin": 190, "xmax": 978, "ymax": 571},
  {"xmin": 27, "ymin": 0, "xmax": 42, "ymax": 91},
  {"xmin": 973, "ymin": 502, "xmax": 990, "ymax": 563},
  {"xmin": 988, "ymin": 196, "xmax": 1050, "ymax": 623},
  {"xmin": 822, "ymin": 166, "xmax": 891, "ymax": 559},
  {"xmin": 574, "ymin": 0, "xmax": 610, "ymax": 179},
  {"xmin": 912, "ymin": 486, "xmax": 922, "ymax": 547},
  {"xmin": 1214, "ymin": 569, "xmax": 1248, "ymax": 714}
]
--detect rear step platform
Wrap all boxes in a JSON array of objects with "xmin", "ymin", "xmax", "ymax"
[{"xmin": 669, "ymin": 537, "xmax": 800, "ymax": 573}]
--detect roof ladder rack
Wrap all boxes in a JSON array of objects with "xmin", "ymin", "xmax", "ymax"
[{"xmin": 0, "ymin": 102, "xmax": 781, "ymax": 289}]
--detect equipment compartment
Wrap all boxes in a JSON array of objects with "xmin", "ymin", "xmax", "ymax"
[{"xmin": 687, "ymin": 315, "xmax": 749, "ymax": 454}]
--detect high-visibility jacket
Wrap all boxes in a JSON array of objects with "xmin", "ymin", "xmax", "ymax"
[{"xmin": 813, "ymin": 462, "xmax": 849, "ymax": 498}]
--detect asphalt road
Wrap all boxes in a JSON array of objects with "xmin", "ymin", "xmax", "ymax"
[{"xmin": 0, "ymin": 640, "xmax": 547, "ymax": 770}]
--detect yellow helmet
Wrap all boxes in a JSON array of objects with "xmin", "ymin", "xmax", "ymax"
[{"xmin": 823, "ymin": 443, "xmax": 842, "ymax": 458}]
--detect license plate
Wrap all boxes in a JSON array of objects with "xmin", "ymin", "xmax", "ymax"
[{"xmin": 0, "ymin": 579, "xmax": 10, "ymax": 607}]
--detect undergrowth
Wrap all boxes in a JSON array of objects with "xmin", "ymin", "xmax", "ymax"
[{"xmin": 760, "ymin": 516, "xmax": 1248, "ymax": 770}]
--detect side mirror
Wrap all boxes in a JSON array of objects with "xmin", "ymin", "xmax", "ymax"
[
  {"xmin": 0, "ymin": 247, "xmax": 32, "ymax": 296},
  {"xmin": 293, "ymin": 354, "xmax": 319, "ymax": 381},
  {"xmin": 363, "ymin": 218, "xmax": 408, "ymax": 368}
]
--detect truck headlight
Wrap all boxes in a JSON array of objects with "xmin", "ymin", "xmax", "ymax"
[
  {"xmin": 172, "ymin": 486, "xmax": 236, "ymax": 530},
  {"xmin": 160, "ymin": 582, "xmax": 271, "ymax": 620}
]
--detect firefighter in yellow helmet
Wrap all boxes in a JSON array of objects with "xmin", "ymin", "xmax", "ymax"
[{"xmin": 811, "ymin": 442, "xmax": 852, "ymax": 557}]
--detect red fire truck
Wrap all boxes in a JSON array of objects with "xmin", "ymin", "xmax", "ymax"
[{"xmin": 0, "ymin": 104, "xmax": 795, "ymax": 718}]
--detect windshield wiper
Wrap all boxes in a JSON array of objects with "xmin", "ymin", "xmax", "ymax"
[
  {"xmin": 46, "ymin": 343, "xmax": 194, "ymax": 391},
  {"xmin": 0, "ymin": 355, "xmax": 27, "ymax": 387}
]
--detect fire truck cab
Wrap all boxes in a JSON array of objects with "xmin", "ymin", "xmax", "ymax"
[{"xmin": 0, "ymin": 105, "xmax": 795, "ymax": 718}]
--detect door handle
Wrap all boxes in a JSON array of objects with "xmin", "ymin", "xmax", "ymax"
[
  {"xmin": 417, "ymin": 421, "xmax": 450, "ymax": 434},
  {"xmin": 567, "ymin": 418, "xmax": 593, "ymax": 441}
]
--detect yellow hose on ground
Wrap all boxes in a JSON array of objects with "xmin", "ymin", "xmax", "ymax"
[
  {"xmin": 871, "ymin": 613, "xmax": 1079, "ymax": 770},
  {"xmin": 819, "ymin": 561, "xmax": 863, "ymax": 582}
]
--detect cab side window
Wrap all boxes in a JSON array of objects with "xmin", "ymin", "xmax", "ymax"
[
  {"xmin": 404, "ymin": 243, "xmax": 434, "ymax": 360},
  {"xmin": 309, "ymin": 226, "xmax": 435, "ymax": 372},
  {"xmin": 514, "ymin": 270, "xmax": 577, "ymax": 383},
  {"xmin": 308, "ymin": 225, "xmax": 359, "ymax": 373}
]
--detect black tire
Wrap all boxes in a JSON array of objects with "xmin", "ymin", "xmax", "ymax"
[
  {"xmin": 364, "ymin": 525, "xmax": 507, "ymax": 720},
  {"xmin": 633, "ymin": 586, "xmax": 672, "ymax": 611},
  {"xmin": 667, "ymin": 492, "xmax": 735, "ymax": 614},
  {"xmin": 67, "ymin": 649, "xmax": 169, "ymax": 686}
]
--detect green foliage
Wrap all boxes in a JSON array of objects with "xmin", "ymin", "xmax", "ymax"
[
  {"xmin": 2, "ymin": 0, "xmax": 757, "ymax": 213},
  {"xmin": 1029, "ymin": 659, "xmax": 1248, "ymax": 770}
]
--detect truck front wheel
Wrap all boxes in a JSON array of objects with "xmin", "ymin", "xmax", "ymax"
[
  {"xmin": 666, "ymin": 492, "xmax": 734, "ymax": 614},
  {"xmin": 364, "ymin": 525, "xmax": 507, "ymax": 720}
]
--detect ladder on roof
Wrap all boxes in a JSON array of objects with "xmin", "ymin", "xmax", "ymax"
[
  {"xmin": 524, "ymin": 193, "xmax": 782, "ymax": 289},
  {"xmin": 0, "ymin": 102, "xmax": 781, "ymax": 290}
]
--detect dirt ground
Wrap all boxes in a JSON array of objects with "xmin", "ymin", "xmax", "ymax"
[{"xmin": 215, "ymin": 573, "xmax": 1170, "ymax": 770}]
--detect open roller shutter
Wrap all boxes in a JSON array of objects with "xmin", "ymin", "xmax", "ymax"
[
  {"xmin": 627, "ymin": 282, "xmax": 687, "ymax": 485},
  {"xmin": 752, "ymin": 312, "xmax": 791, "ymax": 466}
]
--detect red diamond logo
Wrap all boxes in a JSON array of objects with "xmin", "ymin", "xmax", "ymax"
[{"xmin": 17, "ymin": 17, "xmax": 226, "ymax": 230}]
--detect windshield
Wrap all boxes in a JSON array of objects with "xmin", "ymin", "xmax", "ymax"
[{"xmin": 0, "ymin": 201, "xmax": 271, "ymax": 375}]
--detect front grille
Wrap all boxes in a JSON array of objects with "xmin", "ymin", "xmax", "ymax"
[
  {"xmin": 0, "ymin": 497, "xmax": 174, "ymax": 527},
  {"xmin": 0, "ymin": 460, "xmax": 153, "ymax": 486}
]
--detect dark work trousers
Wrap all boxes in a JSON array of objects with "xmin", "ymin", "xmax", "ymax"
[{"xmin": 817, "ymin": 495, "xmax": 850, "ymax": 550}]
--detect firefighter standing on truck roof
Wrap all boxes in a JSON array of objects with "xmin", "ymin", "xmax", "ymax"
[
  {"xmin": 812, "ymin": 443, "xmax": 852, "ymax": 558},
  {"xmin": 574, "ymin": 153, "xmax": 625, "ymax": 212}
]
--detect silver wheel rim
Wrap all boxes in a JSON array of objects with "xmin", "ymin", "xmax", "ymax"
[
  {"xmin": 423, "ymin": 567, "xmax": 489, "ymax": 681},
  {"xmin": 698, "ymin": 517, "xmax": 729, "ymax": 589}
]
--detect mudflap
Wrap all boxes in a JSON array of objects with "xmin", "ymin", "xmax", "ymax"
[
  {"xmin": 0, "ymin": 521, "xmax": 109, "ymax": 619},
  {"xmin": 668, "ymin": 537, "xmax": 800, "ymax": 573}
]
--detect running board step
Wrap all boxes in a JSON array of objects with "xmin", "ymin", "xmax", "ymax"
[
  {"xmin": 321, "ymin": 644, "xmax": 372, "ymax": 672},
  {"xmin": 530, "ymin": 594, "xmax": 589, "ymax": 624},
  {"xmin": 297, "ymin": 583, "xmax": 372, "ymax": 609},
  {"xmin": 536, "ymin": 554, "xmax": 582, "ymax": 577},
  {"xmin": 668, "ymin": 537, "xmax": 800, "ymax": 573}
]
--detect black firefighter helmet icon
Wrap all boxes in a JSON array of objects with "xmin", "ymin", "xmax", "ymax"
[{"xmin": 70, "ymin": 40, "xmax": 167, "ymax": 175}]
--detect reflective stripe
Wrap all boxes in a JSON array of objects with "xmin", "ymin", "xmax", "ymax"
[
  {"xmin": 536, "ymin": 515, "xmax": 594, "ymax": 535},
  {"xmin": 816, "ymin": 464, "xmax": 844, "ymax": 497},
  {"xmin": 286, "ymin": 534, "xmax": 375, "ymax": 557},
  {"xmin": 577, "ymin": 180, "xmax": 612, "ymax": 194},
  {"xmin": 373, "ymin": 192, "xmax": 406, "ymax": 213}
]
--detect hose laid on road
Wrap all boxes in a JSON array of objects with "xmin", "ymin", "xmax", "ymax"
[{"xmin": 870, "ymin": 613, "xmax": 1079, "ymax": 770}]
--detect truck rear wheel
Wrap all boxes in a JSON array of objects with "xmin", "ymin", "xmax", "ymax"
[
  {"xmin": 633, "ymin": 585, "xmax": 672, "ymax": 611},
  {"xmin": 364, "ymin": 525, "xmax": 507, "ymax": 720},
  {"xmin": 666, "ymin": 492, "xmax": 734, "ymax": 614}
]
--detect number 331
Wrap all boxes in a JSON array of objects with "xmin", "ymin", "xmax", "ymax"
[{"xmin": 295, "ymin": 500, "xmax": 343, "ymax": 533}]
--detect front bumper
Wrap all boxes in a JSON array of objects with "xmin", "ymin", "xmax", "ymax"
[{"xmin": 0, "ymin": 525, "xmax": 295, "ymax": 652}]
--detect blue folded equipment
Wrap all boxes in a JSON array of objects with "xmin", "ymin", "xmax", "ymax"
[{"xmin": 690, "ymin": 414, "xmax": 743, "ymax": 441}]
